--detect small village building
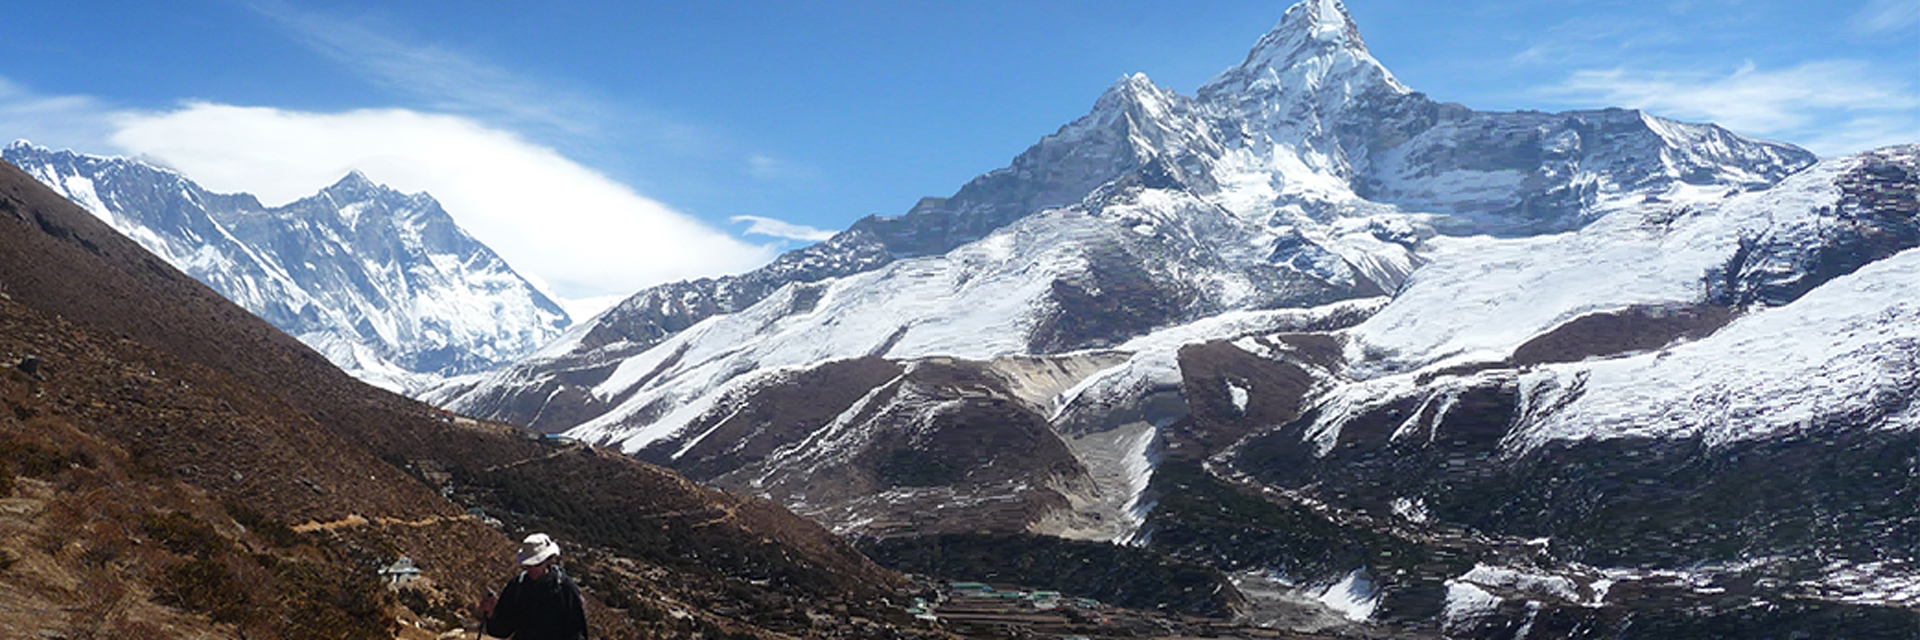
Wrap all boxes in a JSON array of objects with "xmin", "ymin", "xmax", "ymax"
[
  {"xmin": 379, "ymin": 557, "xmax": 422, "ymax": 586},
  {"xmin": 948, "ymin": 582, "xmax": 994, "ymax": 597}
]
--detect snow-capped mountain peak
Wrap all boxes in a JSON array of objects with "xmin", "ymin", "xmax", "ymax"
[
  {"xmin": 1250, "ymin": 0, "xmax": 1372, "ymax": 62},
  {"xmin": 318, "ymin": 170, "xmax": 398, "ymax": 228},
  {"xmin": 312, "ymin": 170, "xmax": 451, "ymax": 232},
  {"xmin": 331, "ymin": 168, "xmax": 376, "ymax": 189},
  {"xmin": 1202, "ymin": 0, "xmax": 1407, "ymax": 105},
  {"xmin": 316, "ymin": 170, "xmax": 422, "ymax": 211}
]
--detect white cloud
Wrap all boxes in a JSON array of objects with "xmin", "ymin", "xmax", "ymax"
[
  {"xmin": 1853, "ymin": 0, "xmax": 1920, "ymax": 34},
  {"xmin": 110, "ymin": 103, "xmax": 776, "ymax": 299},
  {"xmin": 1544, "ymin": 60, "xmax": 1920, "ymax": 155},
  {"xmin": 729, "ymin": 215, "xmax": 837, "ymax": 242}
]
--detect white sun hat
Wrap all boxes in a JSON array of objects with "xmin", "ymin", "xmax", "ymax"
[{"xmin": 516, "ymin": 533, "xmax": 561, "ymax": 566}]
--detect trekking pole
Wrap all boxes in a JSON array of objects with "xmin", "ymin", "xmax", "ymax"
[{"xmin": 475, "ymin": 592, "xmax": 495, "ymax": 640}]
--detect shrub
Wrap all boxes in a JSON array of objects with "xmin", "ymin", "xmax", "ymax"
[
  {"xmin": 155, "ymin": 557, "xmax": 250, "ymax": 623},
  {"xmin": 276, "ymin": 557, "xmax": 394, "ymax": 640},
  {"xmin": 0, "ymin": 438, "xmax": 79, "ymax": 478},
  {"xmin": 225, "ymin": 500, "xmax": 302, "ymax": 549},
  {"xmin": 139, "ymin": 511, "xmax": 226, "ymax": 558}
]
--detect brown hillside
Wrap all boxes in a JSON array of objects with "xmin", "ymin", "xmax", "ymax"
[{"xmin": 0, "ymin": 160, "xmax": 914, "ymax": 638}]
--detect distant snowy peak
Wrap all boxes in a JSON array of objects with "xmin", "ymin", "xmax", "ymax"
[
  {"xmin": 1, "ymin": 142, "xmax": 570, "ymax": 394},
  {"xmin": 298, "ymin": 170, "xmax": 498, "ymax": 265},
  {"xmin": 315, "ymin": 170, "xmax": 435, "ymax": 221},
  {"xmin": 316, "ymin": 171, "xmax": 401, "ymax": 226}
]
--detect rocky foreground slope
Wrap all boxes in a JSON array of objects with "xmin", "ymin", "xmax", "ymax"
[{"xmin": 436, "ymin": 0, "xmax": 1919, "ymax": 636}]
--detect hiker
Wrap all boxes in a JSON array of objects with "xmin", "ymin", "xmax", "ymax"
[{"xmin": 480, "ymin": 533, "xmax": 589, "ymax": 640}]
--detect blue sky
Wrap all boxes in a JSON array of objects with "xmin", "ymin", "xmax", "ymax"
[{"xmin": 3, "ymin": 0, "xmax": 1916, "ymax": 309}]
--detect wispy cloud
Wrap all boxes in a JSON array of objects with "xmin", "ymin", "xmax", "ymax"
[
  {"xmin": 745, "ymin": 154, "xmax": 818, "ymax": 182},
  {"xmin": 1853, "ymin": 0, "xmax": 1920, "ymax": 34},
  {"xmin": 1542, "ymin": 60, "xmax": 1920, "ymax": 155},
  {"xmin": 1506, "ymin": 13, "xmax": 1690, "ymax": 68},
  {"xmin": 730, "ymin": 215, "xmax": 836, "ymax": 243},
  {"xmin": 243, "ymin": 0, "xmax": 610, "ymax": 141}
]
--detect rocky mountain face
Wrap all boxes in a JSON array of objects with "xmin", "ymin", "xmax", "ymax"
[
  {"xmin": 2, "ymin": 143, "xmax": 570, "ymax": 394},
  {"xmin": 0, "ymin": 159, "xmax": 932, "ymax": 639},
  {"xmin": 427, "ymin": 0, "xmax": 1919, "ymax": 635}
]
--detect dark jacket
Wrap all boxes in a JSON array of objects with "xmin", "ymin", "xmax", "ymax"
[{"xmin": 485, "ymin": 566, "xmax": 588, "ymax": 640}]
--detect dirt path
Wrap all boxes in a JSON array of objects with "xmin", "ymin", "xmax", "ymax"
[
  {"xmin": 291, "ymin": 513, "xmax": 478, "ymax": 533},
  {"xmin": 478, "ymin": 441, "xmax": 585, "ymax": 474}
]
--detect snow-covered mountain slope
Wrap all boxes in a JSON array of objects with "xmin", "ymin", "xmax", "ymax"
[
  {"xmin": 433, "ymin": 185, "xmax": 1354, "ymax": 434},
  {"xmin": 602, "ymin": 298, "xmax": 1380, "ymax": 543},
  {"xmin": 438, "ymin": 0, "xmax": 1812, "ymax": 436},
  {"xmin": 1341, "ymin": 151, "xmax": 1867, "ymax": 377},
  {"xmin": 3, "ymin": 143, "xmax": 570, "ymax": 393},
  {"xmin": 1523, "ymin": 240, "xmax": 1920, "ymax": 449},
  {"xmin": 1283, "ymin": 145, "xmax": 1920, "ymax": 457}
]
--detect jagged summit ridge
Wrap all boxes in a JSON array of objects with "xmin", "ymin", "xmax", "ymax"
[{"xmin": 1069, "ymin": 73, "xmax": 1220, "ymax": 177}]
